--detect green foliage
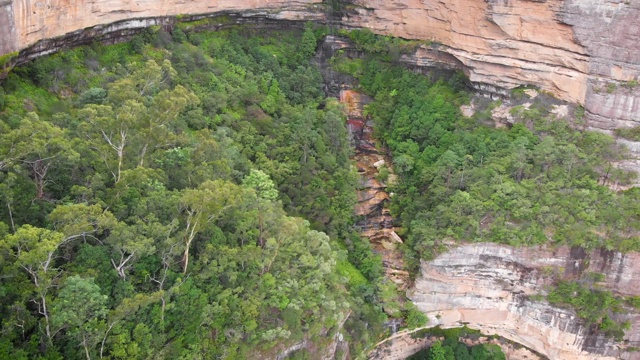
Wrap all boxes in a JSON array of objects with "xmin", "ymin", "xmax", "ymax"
[
  {"xmin": 171, "ymin": 28, "xmax": 187, "ymax": 43},
  {"xmin": 77, "ymin": 87, "xmax": 107, "ymax": 105},
  {"xmin": 614, "ymin": 125, "xmax": 640, "ymax": 141},
  {"xmin": 404, "ymin": 302, "xmax": 428, "ymax": 329},
  {"xmin": 0, "ymin": 51, "xmax": 18, "ymax": 70},
  {"xmin": 330, "ymin": 56, "xmax": 363, "ymax": 78},
  {"xmin": 0, "ymin": 28, "xmax": 375, "ymax": 359},
  {"xmin": 339, "ymin": 29, "xmax": 421, "ymax": 57},
  {"xmin": 331, "ymin": 50, "xmax": 640, "ymax": 273},
  {"xmin": 0, "ymin": 52, "xmax": 18, "ymax": 66},
  {"xmin": 336, "ymin": 259, "xmax": 368, "ymax": 288},
  {"xmin": 407, "ymin": 328, "xmax": 506, "ymax": 360},
  {"xmin": 511, "ymin": 85, "xmax": 534, "ymax": 99},
  {"xmin": 547, "ymin": 281, "xmax": 629, "ymax": 339},
  {"xmin": 627, "ymin": 296, "xmax": 640, "ymax": 310},
  {"xmin": 243, "ymin": 169, "xmax": 279, "ymax": 201}
]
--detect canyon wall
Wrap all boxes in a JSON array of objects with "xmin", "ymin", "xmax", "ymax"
[
  {"xmin": 0, "ymin": 0, "xmax": 323, "ymax": 60},
  {"xmin": 342, "ymin": 0, "xmax": 640, "ymax": 129},
  {"xmin": 2, "ymin": 1, "xmax": 640, "ymax": 358},
  {"xmin": 405, "ymin": 243, "xmax": 640, "ymax": 360},
  {"xmin": 0, "ymin": 0, "xmax": 639, "ymax": 129}
]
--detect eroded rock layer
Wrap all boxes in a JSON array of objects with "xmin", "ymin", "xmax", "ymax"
[
  {"xmin": 408, "ymin": 243, "xmax": 640, "ymax": 360},
  {"xmin": 0, "ymin": 0, "xmax": 322, "ymax": 55},
  {"xmin": 343, "ymin": 0, "xmax": 640, "ymax": 130},
  {"xmin": 1, "ymin": 0, "xmax": 639, "ymax": 130}
]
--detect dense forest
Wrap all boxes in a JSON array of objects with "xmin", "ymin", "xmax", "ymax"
[
  {"xmin": 2, "ymin": 18, "xmax": 640, "ymax": 360},
  {"xmin": 335, "ymin": 37, "xmax": 640, "ymax": 263},
  {"xmin": 334, "ymin": 29, "xmax": 640, "ymax": 341},
  {"xmin": 0, "ymin": 24, "xmax": 401, "ymax": 359}
]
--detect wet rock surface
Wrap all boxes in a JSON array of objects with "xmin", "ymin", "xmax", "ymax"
[{"xmin": 340, "ymin": 89, "xmax": 410, "ymax": 290}]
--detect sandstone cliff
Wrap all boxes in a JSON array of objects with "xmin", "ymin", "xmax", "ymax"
[
  {"xmin": 343, "ymin": 0, "xmax": 640, "ymax": 130},
  {"xmin": 1, "ymin": 0, "xmax": 639, "ymax": 130},
  {"xmin": 4, "ymin": 0, "xmax": 322, "ymax": 53},
  {"xmin": 0, "ymin": 0, "xmax": 323, "ymax": 60},
  {"xmin": 2, "ymin": 1, "xmax": 640, "ymax": 358},
  {"xmin": 405, "ymin": 243, "xmax": 640, "ymax": 360}
]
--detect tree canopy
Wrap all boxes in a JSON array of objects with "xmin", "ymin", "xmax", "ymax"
[{"xmin": 0, "ymin": 25, "xmax": 387, "ymax": 359}]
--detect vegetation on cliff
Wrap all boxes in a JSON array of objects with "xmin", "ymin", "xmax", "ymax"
[
  {"xmin": 407, "ymin": 327, "xmax": 506, "ymax": 360},
  {"xmin": 332, "ymin": 29, "xmax": 640, "ymax": 341},
  {"xmin": 0, "ymin": 25, "xmax": 394, "ymax": 359},
  {"xmin": 1, "ymin": 18, "xmax": 638, "ymax": 359},
  {"xmin": 333, "ymin": 37, "xmax": 639, "ymax": 261},
  {"xmin": 547, "ymin": 280, "xmax": 630, "ymax": 340}
]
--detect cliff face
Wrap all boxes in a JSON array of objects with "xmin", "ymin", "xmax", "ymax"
[
  {"xmin": 0, "ymin": 0, "xmax": 323, "ymax": 58},
  {"xmin": 343, "ymin": 0, "xmax": 640, "ymax": 130},
  {"xmin": 1, "ymin": 0, "xmax": 639, "ymax": 130},
  {"xmin": 407, "ymin": 243, "xmax": 640, "ymax": 360},
  {"xmin": 2, "ymin": 1, "xmax": 640, "ymax": 358}
]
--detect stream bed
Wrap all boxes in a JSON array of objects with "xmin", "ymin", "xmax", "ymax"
[{"xmin": 339, "ymin": 89, "xmax": 410, "ymax": 291}]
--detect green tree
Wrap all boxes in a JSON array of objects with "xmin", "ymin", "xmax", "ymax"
[
  {"xmin": 429, "ymin": 340, "xmax": 447, "ymax": 360},
  {"xmin": 106, "ymin": 220, "xmax": 157, "ymax": 280},
  {"xmin": 1, "ymin": 225, "xmax": 66, "ymax": 343},
  {"xmin": 0, "ymin": 113, "xmax": 78, "ymax": 199},
  {"xmin": 298, "ymin": 22, "xmax": 318, "ymax": 63},
  {"xmin": 48, "ymin": 203, "xmax": 116, "ymax": 242},
  {"xmin": 51, "ymin": 276, "xmax": 108, "ymax": 360},
  {"xmin": 78, "ymin": 103, "xmax": 142, "ymax": 183},
  {"xmin": 179, "ymin": 180, "xmax": 242, "ymax": 274},
  {"xmin": 243, "ymin": 169, "xmax": 278, "ymax": 201}
]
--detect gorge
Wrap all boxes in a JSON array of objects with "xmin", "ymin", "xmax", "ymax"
[{"xmin": 2, "ymin": 1, "xmax": 640, "ymax": 360}]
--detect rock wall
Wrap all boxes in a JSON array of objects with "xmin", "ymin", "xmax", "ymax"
[
  {"xmin": 0, "ymin": 0, "xmax": 639, "ymax": 130},
  {"xmin": 0, "ymin": 1, "xmax": 13, "ymax": 56},
  {"xmin": 342, "ymin": 0, "xmax": 640, "ymax": 130},
  {"xmin": 408, "ymin": 243, "xmax": 640, "ymax": 360},
  {"xmin": 368, "ymin": 330, "xmax": 545, "ymax": 360},
  {"xmin": 0, "ymin": 0, "xmax": 322, "ymax": 54}
]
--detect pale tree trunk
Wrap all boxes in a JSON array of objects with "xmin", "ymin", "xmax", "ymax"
[
  {"xmin": 7, "ymin": 202, "xmax": 15, "ymax": 232},
  {"xmin": 99, "ymin": 322, "xmax": 117, "ymax": 359},
  {"xmin": 182, "ymin": 217, "xmax": 199, "ymax": 275},
  {"xmin": 138, "ymin": 143, "xmax": 148, "ymax": 167},
  {"xmin": 82, "ymin": 333, "xmax": 91, "ymax": 360},
  {"xmin": 100, "ymin": 129, "xmax": 127, "ymax": 183},
  {"xmin": 24, "ymin": 250, "xmax": 56, "ymax": 343},
  {"xmin": 110, "ymin": 251, "xmax": 135, "ymax": 280}
]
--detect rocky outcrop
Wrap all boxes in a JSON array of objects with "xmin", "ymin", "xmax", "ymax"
[
  {"xmin": 0, "ymin": 0, "xmax": 322, "ymax": 55},
  {"xmin": 342, "ymin": 0, "xmax": 640, "ymax": 130},
  {"xmin": 408, "ymin": 243, "xmax": 640, "ymax": 360},
  {"xmin": 368, "ymin": 329, "xmax": 545, "ymax": 360},
  {"xmin": 343, "ymin": 88, "xmax": 410, "ymax": 290}
]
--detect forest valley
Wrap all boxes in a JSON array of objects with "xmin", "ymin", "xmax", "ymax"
[{"xmin": 1, "ymin": 20, "xmax": 640, "ymax": 360}]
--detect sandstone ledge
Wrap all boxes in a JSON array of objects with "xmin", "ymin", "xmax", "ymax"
[{"xmin": 408, "ymin": 243, "xmax": 640, "ymax": 360}]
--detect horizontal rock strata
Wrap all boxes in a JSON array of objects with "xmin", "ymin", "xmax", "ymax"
[
  {"xmin": 1, "ymin": 0, "xmax": 639, "ymax": 130},
  {"xmin": 408, "ymin": 243, "xmax": 640, "ymax": 360},
  {"xmin": 343, "ymin": 0, "xmax": 640, "ymax": 130}
]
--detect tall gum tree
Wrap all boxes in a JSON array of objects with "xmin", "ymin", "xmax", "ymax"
[
  {"xmin": 0, "ymin": 225, "xmax": 65, "ymax": 344},
  {"xmin": 179, "ymin": 180, "xmax": 242, "ymax": 274}
]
